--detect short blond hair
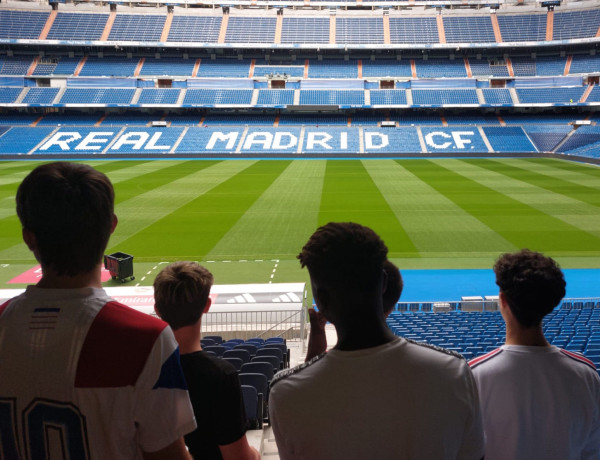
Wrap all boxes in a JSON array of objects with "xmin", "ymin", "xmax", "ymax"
[{"xmin": 153, "ymin": 261, "xmax": 214, "ymax": 330}]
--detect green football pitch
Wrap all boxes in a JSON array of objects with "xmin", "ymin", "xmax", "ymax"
[{"xmin": 1, "ymin": 157, "xmax": 600, "ymax": 288}]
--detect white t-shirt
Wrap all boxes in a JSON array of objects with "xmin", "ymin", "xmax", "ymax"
[
  {"xmin": 0, "ymin": 286, "xmax": 196, "ymax": 460},
  {"xmin": 269, "ymin": 337, "xmax": 484, "ymax": 460},
  {"xmin": 470, "ymin": 345, "xmax": 600, "ymax": 460}
]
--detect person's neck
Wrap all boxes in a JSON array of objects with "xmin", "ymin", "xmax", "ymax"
[
  {"xmin": 505, "ymin": 322, "xmax": 550, "ymax": 347},
  {"xmin": 333, "ymin": 317, "xmax": 397, "ymax": 351},
  {"xmin": 36, "ymin": 265, "xmax": 102, "ymax": 289},
  {"xmin": 173, "ymin": 323, "xmax": 202, "ymax": 355}
]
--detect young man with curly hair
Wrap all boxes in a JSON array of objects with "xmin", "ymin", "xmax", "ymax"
[
  {"xmin": 270, "ymin": 222, "xmax": 484, "ymax": 460},
  {"xmin": 470, "ymin": 249, "xmax": 600, "ymax": 460}
]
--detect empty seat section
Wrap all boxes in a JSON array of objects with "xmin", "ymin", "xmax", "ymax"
[
  {"xmin": 516, "ymin": 87, "xmax": 585, "ymax": 104},
  {"xmin": 46, "ymin": 57, "xmax": 82, "ymax": 76},
  {"xmin": 175, "ymin": 127, "xmax": 243, "ymax": 154},
  {"xmin": 361, "ymin": 59, "xmax": 412, "ymax": 78},
  {"xmin": 445, "ymin": 114, "xmax": 500, "ymax": 125},
  {"xmin": 0, "ymin": 113, "xmax": 40, "ymax": 125},
  {"xmin": 237, "ymin": 127, "xmax": 302, "ymax": 154},
  {"xmin": 108, "ymin": 14, "xmax": 166, "ymax": 41},
  {"xmin": 0, "ymin": 57, "xmax": 32, "ymax": 75},
  {"xmin": 469, "ymin": 58, "xmax": 509, "ymax": 77},
  {"xmin": 0, "ymin": 87, "xmax": 23, "ymax": 103},
  {"xmin": 524, "ymin": 125, "xmax": 572, "ymax": 152},
  {"xmin": 139, "ymin": 58, "xmax": 196, "ymax": 77},
  {"xmin": 79, "ymin": 56, "xmax": 139, "ymax": 77},
  {"xmin": 502, "ymin": 113, "xmax": 575, "ymax": 125},
  {"xmin": 256, "ymin": 90, "xmax": 294, "ymax": 106},
  {"xmin": 370, "ymin": 90, "xmax": 407, "ymax": 105},
  {"xmin": 586, "ymin": 86, "xmax": 600, "ymax": 103},
  {"xmin": 532, "ymin": 56, "xmax": 569, "ymax": 76},
  {"xmin": 497, "ymin": 14, "xmax": 547, "ymax": 42},
  {"xmin": 415, "ymin": 59, "xmax": 467, "ymax": 78},
  {"xmin": 183, "ymin": 89, "xmax": 253, "ymax": 105},
  {"xmin": 47, "ymin": 13, "xmax": 108, "ymax": 40},
  {"xmin": 553, "ymin": 9, "xmax": 600, "ymax": 40},
  {"xmin": 225, "ymin": 17, "xmax": 276, "ymax": 43},
  {"xmin": 570, "ymin": 54, "xmax": 600, "ymax": 75},
  {"xmin": 299, "ymin": 90, "xmax": 364, "ymax": 106},
  {"xmin": 363, "ymin": 127, "xmax": 422, "ymax": 154},
  {"xmin": 202, "ymin": 114, "xmax": 275, "ymax": 126},
  {"xmin": 412, "ymin": 89, "xmax": 478, "ymax": 105},
  {"xmin": 482, "ymin": 89, "xmax": 513, "ymax": 105},
  {"xmin": 167, "ymin": 16, "xmax": 222, "ymax": 42},
  {"xmin": 196, "ymin": 59, "xmax": 251, "ymax": 78},
  {"xmin": 252, "ymin": 64, "xmax": 304, "ymax": 78},
  {"xmin": 278, "ymin": 114, "xmax": 347, "ymax": 126},
  {"xmin": 389, "ymin": 17, "xmax": 439, "ymax": 44},
  {"xmin": 59, "ymin": 88, "xmax": 136, "ymax": 104},
  {"xmin": 22, "ymin": 87, "xmax": 60, "ymax": 104},
  {"xmin": 36, "ymin": 112, "xmax": 104, "ymax": 126},
  {"xmin": 0, "ymin": 127, "xmax": 55, "ymax": 154},
  {"xmin": 336, "ymin": 18, "xmax": 384, "ymax": 44},
  {"xmin": 556, "ymin": 126, "xmax": 600, "ymax": 153},
  {"xmin": 102, "ymin": 113, "xmax": 155, "ymax": 126},
  {"xmin": 308, "ymin": 59, "xmax": 358, "ymax": 78},
  {"xmin": 0, "ymin": 10, "xmax": 49, "ymax": 39},
  {"xmin": 443, "ymin": 16, "xmax": 496, "ymax": 43},
  {"xmin": 137, "ymin": 89, "xmax": 181, "ymax": 104},
  {"xmin": 280, "ymin": 18, "xmax": 329, "ymax": 44},
  {"xmin": 350, "ymin": 113, "xmax": 387, "ymax": 126},
  {"xmin": 164, "ymin": 114, "xmax": 203, "ymax": 126},
  {"xmin": 392, "ymin": 111, "xmax": 442, "ymax": 125},
  {"xmin": 483, "ymin": 126, "xmax": 537, "ymax": 152},
  {"xmin": 301, "ymin": 127, "xmax": 359, "ymax": 154},
  {"xmin": 106, "ymin": 127, "xmax": 183, "ymax": 154}
]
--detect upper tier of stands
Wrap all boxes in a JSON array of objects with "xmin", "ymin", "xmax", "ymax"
[{"xmin": 0, "ymin": 7, "xmax": 599, "ymax": 46}]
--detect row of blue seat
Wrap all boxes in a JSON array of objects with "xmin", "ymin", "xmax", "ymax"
[
  {"xmin": 0, "ymin": 87, "xmax": 594, "ymax": 107},
  {"xmin": 2, "ymin": 54, "xmax": 599, "ymax": 78},
  {"xmin": 1, "ymin": 9, "xmax": 599, "ymax": 43}
]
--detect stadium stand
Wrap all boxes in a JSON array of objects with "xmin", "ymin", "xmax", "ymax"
[
  {"xmin": 388, "ymin": 17, "xmax": 439, "ymax": 44},
  {"xmin": 167, "ymin": 16, "xmax": 222, "ymax": 42},
  {"xmin": 108, "ymin": 14, "xmax": 166, "ymax": 41},
  {"xmin": 47, "ymin": 13, "xmax": 108, "ymax": 40},
  {"xmin": 443, "ymin": 16, "xmax": 496, "ymax": 43},
  {"xmin": 0, "ymin": 10, "xmax": 49, "ymax": 39},
  {"xmin": 497, "ymin": 13, "xmax": 547, "ymax": 42},
  {"xmin": 280, "ymin": 17, "xmax": 330, "ymax": 44}
]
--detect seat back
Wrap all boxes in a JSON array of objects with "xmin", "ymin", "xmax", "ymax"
[
  {"xmin": 241, "ymin": 385, "xmax": 263, "ymax": 429},
  {"xmin": 203, "ymin": 345, "xmax": 226, "ymax": 357},
  {"xmin": 241, "ymin": 362, "xmax": 274, "ymax": 382},
  {"xmin": 203, "ymin": 335, "xmax": 223, "ymax": 344},
  {"xmin": 257, "ymin": 347, "xmax": 283, "ymax": 361},
  {"xmin": 235, "ymin": 344, "xmax": 258, "ymax": 356},
  {"xmin": 251, "ymin": 355, "xmax": 281, "ymax": 372},
  {"xmin": 239, "ymin": 373, "xmax": 269, "ymax": 401},
  {"xmin": 223, "ymin": 349, "xmax": 251, "ymax": 363},
  {"xmin": 223, "ymin": 357, "xmax": 243, "ymax": 372}
]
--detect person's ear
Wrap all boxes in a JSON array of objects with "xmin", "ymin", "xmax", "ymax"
[
  {"xmin": 203, "ymin": 297, "xmax": 212, "ymax": 314},
  {"xmin": 22, "ymin": 228, "xmax": 37, "ymax": 252},
  {"xmin": 110, "ymin": 214, "xmax": 118, "ymax": 234}
]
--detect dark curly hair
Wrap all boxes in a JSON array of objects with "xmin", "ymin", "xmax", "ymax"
[
  {"xmin": 494, "ymin": 249, "xmax": 566, "ymax": 328},
  {"xmin": 298, "ymin": 222, "xmax": 388, "ymax": 292}
]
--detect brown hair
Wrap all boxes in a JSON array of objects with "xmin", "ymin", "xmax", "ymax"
[{"xmin": 153, "ymin": 261, "xmax": 214, "ymax": 330}]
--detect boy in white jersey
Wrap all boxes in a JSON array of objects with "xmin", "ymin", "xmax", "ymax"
[
  {"xmin": 470, "ymin": 249, "xmax": 600, "ymax": 460},
  {"xmin": 0, "ymin": 162, "xmax": 195, "ymax": 459}
]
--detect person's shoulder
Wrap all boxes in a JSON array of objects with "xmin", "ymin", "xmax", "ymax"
[
  {"xmin": 182, "ymin": 351, "xmax": 238, "ymax": 378},
  {"xmin": 404, "ymin": 338, "xmax": 466, "ymax": 362},
  {"xmin": 270, "ymin": 352, "xmax": 326, "ymax": 389},
  {"xmin": 558, "ymin": 348, "xmax": 598, "ymax": 374},
  {"xmin": 468, "ymin": 348, "xmax": 504, "ymax": 370},
  {"xmin": 97, "ymin": 300, "xmax": 168, "ymax": 335}
]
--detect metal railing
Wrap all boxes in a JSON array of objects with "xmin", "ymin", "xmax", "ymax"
[{"xmin": 201, "ymin": 308, "xmax": 306, "ymax": 342}]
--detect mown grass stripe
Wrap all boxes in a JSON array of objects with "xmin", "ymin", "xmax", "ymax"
[
  {"xmin": 0, "ymin": 160, "xmax": 258, "ymax": 262},
  {"xmin": 319, "ymin": 160, "xmax": 418, "ymax": 258},
  {"xmin": 449, "ymin": 159, "xmax": 600, "ymax": 239},
  {"xmin": 207, "ymin": 160, "xmax": 325, "ymax": 260},
  {"xmin": 520, "ymin": 157, "xmax": 600, "ymax": 179},
  {"xmin": 114, "ymin": 160, "xmax": 290, "ymax": 261},
  {"xmin": 364, "ymin": 160, "xmax": 516, "ymax": 257},
  {"xmin": 425, "ymin": 159, "xmax": 600, "ymax": 255},
  {"xmin": 481, "ymin": 158, "xmax": 600, "ymax": 205}
]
